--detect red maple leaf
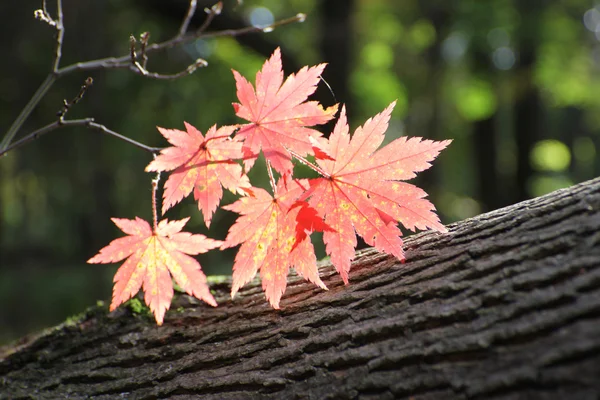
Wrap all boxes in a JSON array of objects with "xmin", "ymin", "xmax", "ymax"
[
  {"xmin": 232, "ymin": 47, "xmax": 338, "ymax": 174},
  {"xmin": 303, "ymin": 102, "xmax": 451, "ymax": 283},
  {"xmin": 221, "ymin": 178, "xmax": 328, "ymax": 308},
  {"xmin": 88, "ymin": 217, "xmax": 221, "ymax": 325},
  {"xmin": 146, "ymin": 122, "xmax": 251, "ymax": 227}
]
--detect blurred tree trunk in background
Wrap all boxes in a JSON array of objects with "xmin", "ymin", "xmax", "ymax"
[
  {"xmin": 418, "ymin": 1, "xmax": 451, "ymax": 195},
  {"xmin": 63, "ymin": 0, "xmax": 115, "ymax": 258},
  {"xmin": 562, "ymin": 107, "xmax": 588, "ymax": 182},
  {"xmin": 0, "ymin": 1, "xmax": 46, "ymax": 266},
  {"xmin": 474, "ymin": 114, "xmax": 502, "ymax": 209},
  {"xmin": 472, "ymin": 48, "xmax": 503, "ymax": 211},
  {"xmin": 318, "ymin": 0, "xmax": 355, "ymax": 121},
  {"xmin": 514, "ymin": 0, "xmax": 546, "ymax": 204}
]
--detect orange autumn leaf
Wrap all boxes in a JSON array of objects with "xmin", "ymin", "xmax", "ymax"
[
  {"xmin": 303, "ymin": 102, "xmax": 451, "ymax": 282},
  {"xmin": 146, "ymin": 123, "xmax": 251, "ymax": 227},
  {"xmin": 221, "ymin": 178, "xmax": 328, "ymax": 308},
  {"xmin": 88, "ymin": 217, "xmax": 221, "ymax": 325},
  {"xmin": 232, "ymin": 47, "xmax": 338, "ymax": 174}
]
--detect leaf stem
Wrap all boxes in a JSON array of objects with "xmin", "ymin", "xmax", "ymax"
[
  {"xmin": 267, "ymin": 160, "xmax": 277, "ymax": 195},
  {"xmin": 286, "ymin": 147, "xmax": 330, "ymax": 178},
  {"xmin": 151, "ymin": 171, "xmax": 161, "ymax": 231}
]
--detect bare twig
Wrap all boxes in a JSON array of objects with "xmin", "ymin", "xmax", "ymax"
[
  {"xmin": 34, "ymin": 0, "xmax": 65, "ymax": 70},
  {"xmin": 1, "ymin": 0, "xmax": 306, "ymax": 154},
  {"xmin": 198, "ymin": 2, "xmax": 223, "ymax": 34},
  {"xmin": 196, "ymin": 13, "xmax": 306, "ymax": 40},
  {"xmin": 57, "ymin": 77, "xmax": 93, "ymax": 119},
  {"xmin": 1, "ymin": 75, "xmax": 56, "ymax": 152},
  {"xmin": 52, "ymin": 0, "xmax": 65, "ymax": 72},
  {"xmin": 129, "ymin": 34, "xmax": 137, "ymax": 64},
  {"xmin": 34, "ymin": 9, "xmax": 55, "ymax": 26},
  {"xmin": 51, "ymin": 11, "xmax": 306, "ymax": 75},
  {"xmin": 139, "ymin": 32, "xmax": 150, "ymax": 69},
  {"xmin": 0, "ymin": 119, "xmax": 162, "ymax": 157},
  {"xmin": 134, "ymin": 58, "xmax": 208, "ymax": 80},
  {"xmin": 3, "ymin": 0, "xmax": 65, "ymax": 151},
  {"xmin": 84, "ymin": 120, "xmax": 162, "ymax": 154},
  {"xmin": 179, "ymin": 0, "xmax": 198, "ymax": 35},
  {"xmin": 41, "ymin": 0, "xmax": 52, "ymax": 20},
  {"xmin": 0, "ymin": 75, "xmax": 158, "ymax": 157},
  {"xmin": 130, "ymin": 32, "xmax": 208, "ymax": 79}
]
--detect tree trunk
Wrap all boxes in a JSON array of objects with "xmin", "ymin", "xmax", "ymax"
[
  {"xmin": 2, "ymin": 178, "xmax": 600, "ymax": 399},
  {"xmin": 514, "ymin": 0, "xmax": 546, "ymax": 204}
]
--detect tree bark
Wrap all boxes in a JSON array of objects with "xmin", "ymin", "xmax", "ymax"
[{"xmin": 2, "ymin": 178, "xmax": 600, "ymax": 399}]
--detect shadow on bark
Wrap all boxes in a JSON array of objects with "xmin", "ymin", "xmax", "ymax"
[{"xmin": 2, "ymin": 178, "xmax": 600, "ymax": 399}]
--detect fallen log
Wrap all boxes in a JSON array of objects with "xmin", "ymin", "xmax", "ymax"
[{"xmin": 2, "ymin": 177, "xmax": 600, "ymax": 399}]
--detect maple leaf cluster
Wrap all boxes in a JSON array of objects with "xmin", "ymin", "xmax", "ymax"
[{"xmin": 89, "ymin": 48, "xmax": 451, "ymax": 325}]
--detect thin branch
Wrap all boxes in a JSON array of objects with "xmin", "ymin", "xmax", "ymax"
[
  {"xmin": 41, "ymin": 0, "xmax": 50, "ymax": 18},
  {"xmin": 85, "ymin": 120, "xmax": 162, "ymax": 153},
  {"xmin": 195, "ymin": 13, "xmax": 306, "ymax": 40},
  {"xmin": 2, "ymin": 0, "xmax": 64, "ymax": 151},
  {"xmin": 61, "ymin": 12, "xmax": 306, "ymax": 76},
  {"xmin": 0, "ymin": 119, "xmax": 162, "ymax": 157},
  {"xmin": 129, "ymin": 34, "xmax": 137, "ymax": 64},
  {"xmin": 1, "ymin": 76, "xmax": 159, "ymax": 157},
  {"xmin": 129, "ymin": 32, "xmax": 209, "ymax": 79},
  {"xmin": 179, "ymin": 0, "xmax": 198, "ymax": 36},
  {"xmin": 57, "ymin": 77, "xmax": 93, "ymax": 119},
  {"xmin": 0, "ymin": 74, "xmax": 56, "ymax": 151},
  {"xmin": 52, "ymin": 0, "xmax": 65, "ymax": 72},
  {"xmin": 133, "ymin": 58, "xmax": 208, "ymax": 80},
  {"xmin": 1, "ymin": 5, "xmax": 305, "ymax": 154},
  {"xmin": 139, "ymin": 32, "xmax": 150, "ymax": 69},
  {"xmin": 197, "ymin": 2, "xmax": 223, "ymax": 34},
  {"xmin": 34, "ymin": 1, "xmax": 56, "ymax": 27}
]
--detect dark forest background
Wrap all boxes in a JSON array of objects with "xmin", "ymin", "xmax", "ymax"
[{"xmin": 1, "ymin": 0, "xmax": 599, "ymax": 343}]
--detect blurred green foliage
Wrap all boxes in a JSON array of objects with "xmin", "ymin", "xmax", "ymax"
[{"xmin": 1, "ymin": 0, "xmax": 599, "ymax": 344}]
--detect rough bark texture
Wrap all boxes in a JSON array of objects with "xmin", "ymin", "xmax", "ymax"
[{"xmin": 2, "ymin": 178, "xmax": 600, "ymax": 400}]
